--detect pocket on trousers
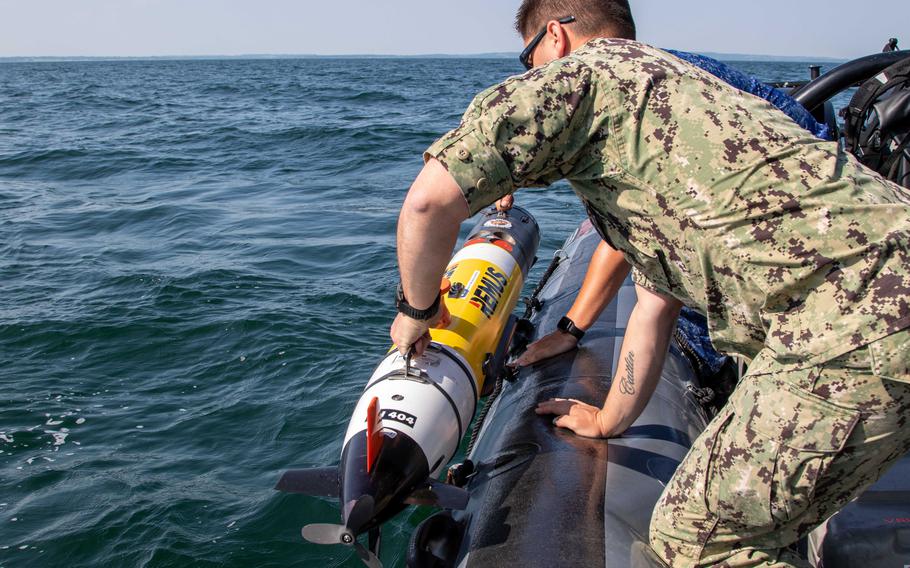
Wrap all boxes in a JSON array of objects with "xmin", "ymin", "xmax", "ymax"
[
  {"xmin": 702, "ymin": 404, "xmax": 777, "ymax": 528},
  {"xmin": 730, "ymin": 377, "xmax": 861, "ymax": 524}
]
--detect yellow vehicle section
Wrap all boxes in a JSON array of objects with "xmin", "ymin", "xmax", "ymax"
[{"xmin": 431, "ymin": 254, "xmax": 524, "ymax": 394}]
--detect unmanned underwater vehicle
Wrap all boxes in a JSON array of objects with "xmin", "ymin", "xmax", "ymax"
[{"xmin": 276, "ymin": 206, "xmax": 540, "ymax": 567}]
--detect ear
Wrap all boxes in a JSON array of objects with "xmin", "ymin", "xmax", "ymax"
[{"xmin": 546, "ymin": 19, "xmax": 571, "ymax": 57}]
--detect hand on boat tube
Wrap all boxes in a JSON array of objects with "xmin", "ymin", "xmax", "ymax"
[
  {"xmin": 391, "ymin": 302, "xmax": 451, "ymax": 356},
  {"xmin": 495, "ymin": 194, "xmax": 514, "ymax": 212},
  {"xmin": 509, "ymin": 330, "xmax": 578, "ymax": 367},
  {"xmin": 510, "ymin": 242, "xmax": 630, "ymax": 368},
  {"xmin": 535, "ymin": 398, "xmax": 610, "ymax": 438}
]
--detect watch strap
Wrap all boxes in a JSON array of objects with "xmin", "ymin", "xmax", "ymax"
[
  {"xmin": 396, "ymin": 282, "xmax": 441, "ymax": 321},
  {"xmin": 557, "ymin": 316, "xmax": 585, "ymax": 340}
]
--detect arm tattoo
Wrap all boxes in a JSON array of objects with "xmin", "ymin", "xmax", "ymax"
[{"xmin": 619, "ymin": 351, "xmax": 636, "ymax": 395}]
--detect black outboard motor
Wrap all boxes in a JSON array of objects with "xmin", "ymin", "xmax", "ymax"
[
  {"xmin": 843, "ymin": 55, "xmax": 910, "ymax": 188},
  {"xmin": 791, "ymin": 51, "xmax": 910, "ymax": 189}
]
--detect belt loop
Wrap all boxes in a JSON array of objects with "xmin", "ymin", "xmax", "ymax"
[
  {"xmin": 805, "ymin": 365, "xmax": 822, "ymax": 393},
  {"xmin": 868, "ymin": 342, "xmax": 880, "ymax": 377}
]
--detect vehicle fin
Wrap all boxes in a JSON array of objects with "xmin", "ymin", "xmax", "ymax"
[
  {"xmin": 404, "ymin": 479, "xmax": 470, "ymax": 510},
  {"xmin": 274, "ymin": 467, "xmax": 340, "ymax": 496}
]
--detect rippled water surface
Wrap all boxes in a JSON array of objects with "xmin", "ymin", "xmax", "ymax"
[{"xmin": 0, "ymin": 56, "xmax": 847, "ymax": 567}]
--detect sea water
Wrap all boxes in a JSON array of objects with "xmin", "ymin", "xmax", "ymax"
[{"xmin": 0, "ymin": 57, "xmax": 849, "ymax": 567}]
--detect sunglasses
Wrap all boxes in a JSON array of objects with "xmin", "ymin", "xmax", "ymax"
[{"xmin": 519, "ymin": 16, "xmax": 576, "ymax": 70}]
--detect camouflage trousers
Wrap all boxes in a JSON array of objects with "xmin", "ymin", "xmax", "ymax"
[{"xmin": 650, "ymin": 329, "xmax": 910, "ymax": 567}]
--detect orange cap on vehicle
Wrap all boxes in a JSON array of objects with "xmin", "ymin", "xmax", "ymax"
[
  {"xmin": 492, "ymin": 239, "xmax": 513, "ymax": 253},
  {"xmin": 366, "ymin": 397, "xmax": 383, "ymax": 473}
]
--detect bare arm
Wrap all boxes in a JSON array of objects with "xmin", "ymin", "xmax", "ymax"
[
  {"xmin": 566, "ymin": 241, "xmax": 631, "ymax": 329},
  {"xmin": 390, "ymin": 158, "xmax": 470, "ymax": 355},
  {"xmin": 535, "ymin": 284, "xmax": 683, "ymax": 438},
  {"xmin": 513, "ymin": 240, "xmax": 631, "ymax": 366},
  {"xmin": 594, "ymin": 285, "xmax": 682, "ymax": 435}
]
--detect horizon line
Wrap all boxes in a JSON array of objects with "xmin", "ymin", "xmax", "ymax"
[{"xmin": 0, "ymin": 50, "xmax": 849, "ymax": 63}]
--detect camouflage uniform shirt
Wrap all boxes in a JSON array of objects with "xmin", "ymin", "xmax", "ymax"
[{"xmin": 425, "ymin": 39, "xmax": 910, "ymax": 365}]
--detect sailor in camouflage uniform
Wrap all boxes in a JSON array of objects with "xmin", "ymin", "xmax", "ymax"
[{"xmin": 389, "ymin": 2, "xmax": 910, "ymax": 566}]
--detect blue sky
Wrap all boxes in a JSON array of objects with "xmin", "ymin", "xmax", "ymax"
[{"xmin": 1, "ymin": 0, "xmax": 907, "ymax": 59}]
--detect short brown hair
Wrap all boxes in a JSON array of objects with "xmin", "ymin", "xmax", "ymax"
[{"xmin": 515, "ymin": 0, "xmax": 636, "ymax": 40}]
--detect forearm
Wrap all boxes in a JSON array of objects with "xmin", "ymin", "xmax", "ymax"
[
  {"xmin": 596, "ymin": 287, "xmax": 682, "ymax": 437},
  {"xmin": 566, "ymin": 241, "xmax": 631, "ymax": 330},
  {"xmin": 397, "ymin": 159, "xmax": 470, "ymax": 308}
]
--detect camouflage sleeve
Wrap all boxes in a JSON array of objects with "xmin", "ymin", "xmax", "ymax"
[{"xmin": 424, "ymin": 58, "xmax": 597, "ymax": 216}]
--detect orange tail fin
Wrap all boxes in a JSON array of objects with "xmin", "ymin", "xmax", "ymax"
[{"xmin": 366, "ymin": 397, "xmax": 383, "ymax": 473}]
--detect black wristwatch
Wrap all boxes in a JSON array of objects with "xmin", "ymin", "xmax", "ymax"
[
  {"xmin": 557, "ymin": 316, "xmax": 586, "ymax": 340},
  {"xmin": 396, "ymin": 282, "xmax": 441, "ymax": 321}
]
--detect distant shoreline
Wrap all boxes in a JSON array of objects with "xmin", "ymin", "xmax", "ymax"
[{"xmin": 0, "ymin": 51, "xmax": 848, "ymax": 64}]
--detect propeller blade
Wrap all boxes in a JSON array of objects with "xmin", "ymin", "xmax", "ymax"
[
  {"xmin": 345, "ymin": 495, "xmax": 376, "ymax": 533},
  {"xmin": 301, "ymin": 523, "xmax": 351, "ymax": 545},
  {"xmin": 275, "ymin": 467, "xmax": 340, "ymax": 496},
  {"xmin": 368, "ymin": 526, "xmax": 381, "ymax": 556},
  {"xmin": 303, "ymin": 523, "xmax": 383, "ymax": 567},
  {"xmin": 353, "ymin": 541, "xmax": 383, "ymax": 568},
  {"xmin": 404, "ymin": 479, "xmax": 470, "ymax": 510}
]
